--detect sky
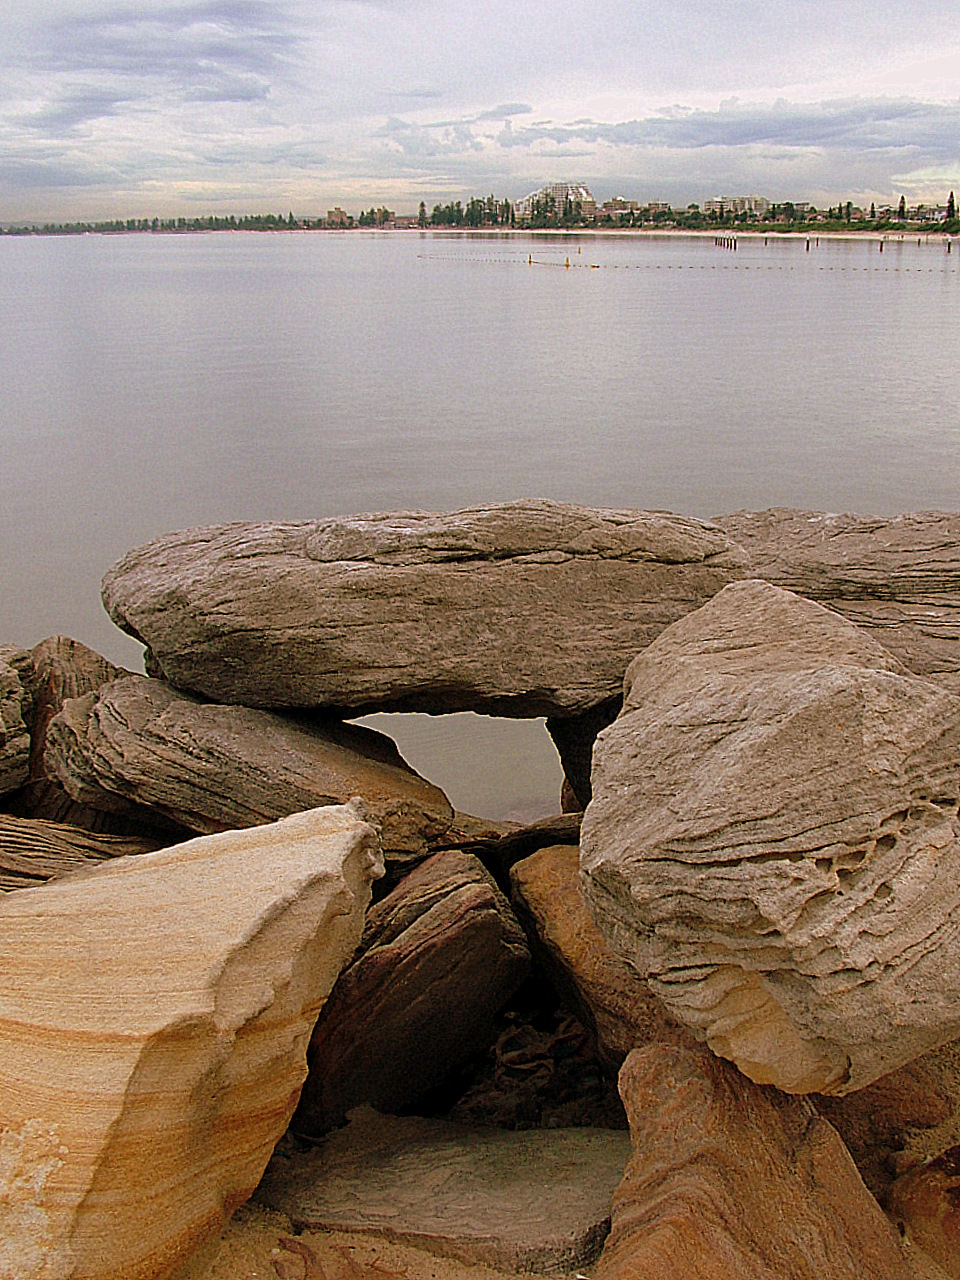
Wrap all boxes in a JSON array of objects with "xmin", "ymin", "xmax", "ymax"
[{"xmin": 2, "ymin": 0, "xmax": 960, "ymax": 222}]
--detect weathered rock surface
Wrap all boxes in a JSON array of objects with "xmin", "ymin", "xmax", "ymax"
[
  {"xmin": 510, "ymin": 844, "xmax": 692, "ymax": 1069},
  {"xmin": 581, "ymin": 579, "xmax": 960, "ymax": 1095},
  {"xmin": 0, "ymin": 813, "xmax": 162, "ymax": 890},
  {"xmin": 0, "ymin": 803, "xmax": 383, "ymax": 1280},
  {"xmin": 100, "ymin": 500, "xmax": 745, "ymax": 716},
  {"xmin": 4, "ymin": 635, "xmax": 131, "ymax": 829},
  {"xmin": 889, "ymin": 1146, "xmax": 960, "ymax": 1278},
  {"xmin": 0, "ymin": 648, "xmax": 31, "ymax": 796},
  {"xmin": 816, "ymin": 1055, "xmax": 955, "ymax": 1199},
  {"xmin": 258, "ymin": 1106, "xmax": 632, "ymax": 1274},
  {"xmin": 44, "ymin": 674, "xmax": 455, "ymax": 861},
  {"xmin": 594, "ymin": 1043, "xmax": 910, "ymax": 1280},
  {"xmin": 717, "ymin": 508, "xmax": 960, "ymax": 691},
  {"xmin": 294, "ymin": 849, "xmax": 531, "ymax": 1136}
]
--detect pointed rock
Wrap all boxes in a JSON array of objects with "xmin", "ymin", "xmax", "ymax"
[
  {"xmin": 0, "ymin": 648, "xmax": 32, "ymax": 796},
  {"xmin": 294, "ymin": 849, "xmax": 530, "ymax": 1136},
  {"xmin": 0, "ymin": 803, "xmax": 383, "ymax": 1280}
]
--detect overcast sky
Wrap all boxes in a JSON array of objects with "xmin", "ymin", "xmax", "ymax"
[{"xmin": 3, "ymin": 0, "xmax": 960, "ymax": 220}]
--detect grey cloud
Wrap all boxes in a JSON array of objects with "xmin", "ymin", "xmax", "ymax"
[
  {"xmin": 496, "ymin": 97, "xmax": 960, "ymax": 157},
  {"xmin": 476, "ymin": 102, "xmax": 532, "ymax": 120}
]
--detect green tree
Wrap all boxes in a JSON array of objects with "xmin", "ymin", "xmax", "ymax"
[
  {"xmin": 898, "ymin": 194, "xmax": 906, "ymax": 219},
  {"xmin": 418, "ymin": 201, "xmax": 427, "ymax": 228},
  {"xmin": 948, "ymin": 191, "xmax": 956, "ymax": 220}
]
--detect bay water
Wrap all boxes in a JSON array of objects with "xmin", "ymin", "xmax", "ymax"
[{"xmin": 3, "ymin": 229, "xmax": 958, "ymax": 818}]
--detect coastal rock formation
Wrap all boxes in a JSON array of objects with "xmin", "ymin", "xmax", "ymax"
[
  {"xmin": 294, "ymin": 849, "xmax": 531, "ymax": 1136},
  {"xmin": 0, "ymin": 803, "xmax": 383, "ymax": 1280},
  {"xmin": 593, "ymin": 1044, "xmax": 910, "ymax": 1280},
  {"xmin": 0, "ymin": 648, "xmax": 31, "ymax": 796},
  {"xmin": 259, "ymin": 1106, "xmax": 632, "ymax": 1274},
  {"xmin": 43, "ymin": 674, "xmax": 455, "ymax": 861},
  {"xmin": 581, "ymin": 579, "xmax": 960, "ymax": 1095},
  {"xmin": 0, "ymin": 814, "xmax": 161, "ymax": 891},
  {"xmin": 509, "ymin": 844, "xmax": 691, "ymax": 1069},
  {"xmin": 100, "ymin": 500, "xmax": 745, "ymax": 717},
  {"xmin": 716, "ymin": 508, "xmax": 960, "ymax": 691}
]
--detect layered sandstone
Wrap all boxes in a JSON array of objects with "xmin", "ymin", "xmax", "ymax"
[
  {"xmin": 581, "ymin": 579, "xmax": 960, "ymax": 1095},
  {"xmin": 0, "ymin": 803, "xmax": 383, "ymax": 1280},
  {"xmin": 100, "ymin": 501, "xmax": 745, "ymax": 716},
  {"xmin": 44, "ymin": 675, "xmax": 454, "ymax": 861},
  {"xmin": 294, "ymin": 849, "xmax": 530, "ymax": 1136},
  {"xmin": 594, "ymin": 1043, "xmax": 909, "ymax": 1280}
]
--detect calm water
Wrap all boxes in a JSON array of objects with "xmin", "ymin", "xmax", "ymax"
[{"xmin": 3, "ymin": 229, "xmax": 959, "ymax": 818}]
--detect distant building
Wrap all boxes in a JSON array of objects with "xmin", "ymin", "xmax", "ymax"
[
  {"xmin": 326, "ymin": 207, "xmax": 349, "ymax": 227},
  {"xmin": 514, "ymin": 182, "xmax": 597, "ymax": 221},
  {"xmin": 703, "ymin": 195, "xmax": 770, "ymax": 216}
]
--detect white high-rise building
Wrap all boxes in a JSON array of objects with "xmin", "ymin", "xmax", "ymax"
[{"xmin": 514, "ymin": 183, "xmax": 597, "ymax": 220}]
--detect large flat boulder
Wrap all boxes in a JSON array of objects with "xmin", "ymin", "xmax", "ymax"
[
  {"xmin": 581, "ymin": 579, "xmax": 960, "ymax": 1095},
  {"xmin": 100, "ymin": 500, "xmax": 745, "ymax": 716},
  {"xmin": 258, "ymin": 1106, "xmax": 632, "ymax": 1274},
  {"xmin": 44, "ymin": 674, "xmax": 455, "ymax": 862},
  {"xmin": 716, "ymin": 509, "xmax": 960, "ymax": 691},
  {"xmin": 294, "ymin": 849, "xmax": 531, "ymax": 1136},
  {"xmin": 593, "ymin": 1043, "xmax": 909, "ymax": 1280},
  {"xmin": 0, "ymin": 802, "xmax": 383, "ymax": 1280}
]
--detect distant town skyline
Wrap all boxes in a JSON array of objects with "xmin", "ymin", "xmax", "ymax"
[{"xmin": 2, "ymin": 0, "xmax": 959, "ymax": 223}]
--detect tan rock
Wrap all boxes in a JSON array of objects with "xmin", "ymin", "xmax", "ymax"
[
  {"xmin": 716, "ymin": 508, "xmax": 960, "ymax": 692},
  {"xmin": 889, "ymin": 1146, "xmax": 960, "ymax": 1279},
  {"xmin": 100, "ymin": 501, "xmax": 745, "ymax": 716},
  {"xmin": 594, "ymin": 1043, "xmax": 910, "ymax": 1280},
  {"xmin": 0, "ymin": 802, "xmax": 383, "ymax": 1280},
  {"xmin": 0, "ymin": 813, "xmax": 162, "ymax": 890},
  {"xmin": 294, "ymin": 849, "xmax": 530, "ymax": 1136},
  {"xmin": 44, "ymin": 675, "xmax": 455, "ymax": 861},
  {"xmin": 509, "ymin": 845, "xmax": 691, "ymax": 1068},
  {"xmin": 581, "ymin": 580, "xmax": 960, "ymax": 1095}
]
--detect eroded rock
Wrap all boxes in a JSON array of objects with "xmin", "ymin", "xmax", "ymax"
[
  {"xmin": 294, "ymin": 849, "xmax": 530, "ymax": 1136},
  {"xmin": 0, "ymin": 649, "xmax": 31, "ymax": 796},
  {"xmin": 716, "ymin": 508, "xmax": 960, "ymax": 691},
  {"xmin": 581, "ymin": 579, "xmax": 960, "ymax": 1095},
  {"xmin": 594, "ymin": 1043, "xmax": 910, "ymax": 1280},
  {"xmin": 100, "ymin": 501, "xmax": 745, "ymax": 717},
  {"xmin": 888, "ymin": 1145, "xmax": 960, "ymax": 1278},
  {"xmin": 44, "ymin": 675, "xmax": 455, "ymax": 861},
  {"xmin": 0, "ymin": 803, "xmax": 383, "ymax": 1280}
]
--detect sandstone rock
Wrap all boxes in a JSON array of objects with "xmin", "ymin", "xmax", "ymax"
[
  {"xmin": 510, "ymin": 844, "xmax": 692, "ymax": 1069},
  {"xmin": 0, "ymin": 813, "xmax": 162, "ymax": 890},
  {"xmin": 259, "ymin": 1106, "xmax": 632, "ymax": 1274},
  {"xmin": 2, "ymin": 636, "xmax": 134, "ymax": 831},
  {"xmin": 0, "ymin": 802, "xmax": 383, "ymax": 1280},
  {"xmin": 44, "ymin": 674, "xmax": 455, "ymax": 861},
  {"xmin": 716, "ymin": 508, "xmax": 960, "ymax": 692},
  {"xmin": 0, "ymin": 649, "xmax": 31, "ymax": 796},
  {"xmin": 100, "ymin": 500, "xmax": 745, "ymax": 717},
  {"xmin": 816, "ymin": 1056, "xmax": 954, "ymax": 1199},
  {"xmin": 581, "ymin": 579, "xmax": 960, "ymax": 1095},
  {"xmin": 293, "ymin": 849, "xmax": 530, "ymax": 1136},
  {"xmin": 889, "ymin": 1146, "xmax": 960, "ymax": 1278},
  {"xmin": 594, "ymin": 1043, "xmax": 910, "ymax": 1280}
]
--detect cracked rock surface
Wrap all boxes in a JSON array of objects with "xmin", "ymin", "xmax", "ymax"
[
  {"xmin": 100, "ymin": 500, "xmax": 745, "ymax": 716},
  {"xmin": 581, "ymin": 579, "xmax": 960, "ymax": 1095}
]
